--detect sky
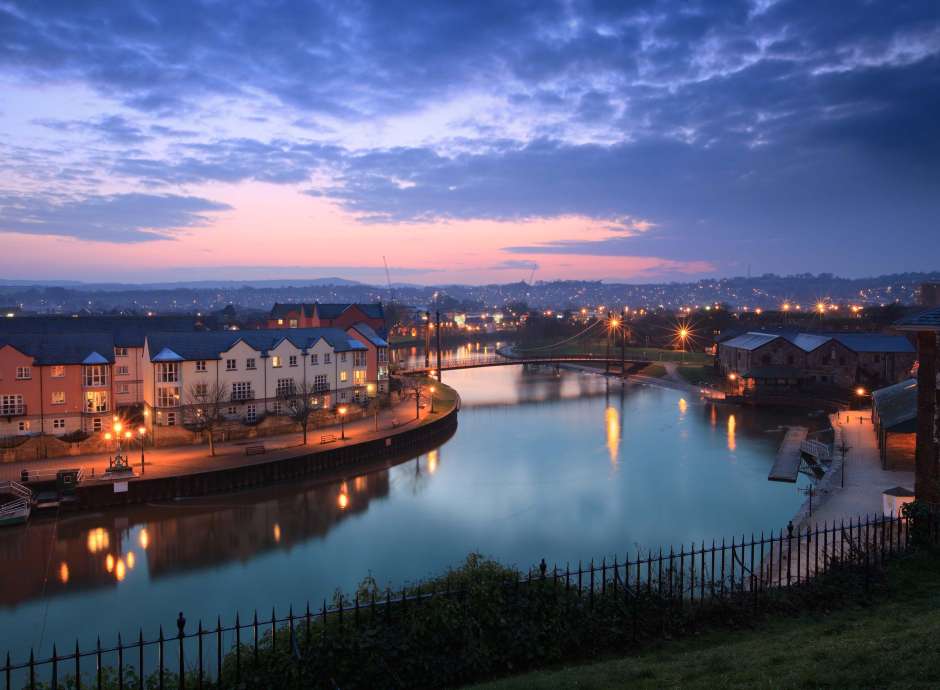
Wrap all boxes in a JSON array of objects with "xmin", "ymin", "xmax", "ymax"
[{"xmin": 0, "ymin": 0, "xmax": 938, "ymax": 285}]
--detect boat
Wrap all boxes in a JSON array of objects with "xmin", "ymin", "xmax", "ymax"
[{"xmin": 0, "ymin": 481, "xmax": 32, "ymax": 526}]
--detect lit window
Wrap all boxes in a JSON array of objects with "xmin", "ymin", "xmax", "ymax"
[
  {"xmin": 50, "ymin": 365, "xmax": 65, "ymax": 378},
  {"xmin": 51, "ymin": 391, "xmax": 66, "ymax": 405},
  {"xmin": 18, "ymin": 420, "xmax": 30, "ymax": 433},
  {"xmin": 271, "ymin": 356, "xmax": 282, "ymax": 368},
  {"xmin": 340, "ymin": 371, "xmax": 348, "ymax": 383}
]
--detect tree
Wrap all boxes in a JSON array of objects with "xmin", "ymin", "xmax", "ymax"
[
  {"xmin": 278, "ymin": 380, "xmax": 320, "ymax": 445},
  {"xmin": 398, "ymin": 375, "xmax": 427, "ymax": 419},
  {"xmin": 185, "ymin": 382, "xmax": 228, "ymax": 456}
]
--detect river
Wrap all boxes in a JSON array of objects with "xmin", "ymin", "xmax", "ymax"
[{"xmin": 0, "ymin": 356, "xmax": 812, "ymax": 659}]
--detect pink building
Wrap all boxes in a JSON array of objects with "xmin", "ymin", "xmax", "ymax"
[{"xmin": 346, "ymin": 323, "xmax": 390, "ymax": 394}]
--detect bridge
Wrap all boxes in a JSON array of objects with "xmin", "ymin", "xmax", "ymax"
[{"xmin": 398, "ymin": 350, "xmax": 653, "ymax": 377}]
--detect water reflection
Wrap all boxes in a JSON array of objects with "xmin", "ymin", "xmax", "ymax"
[{"xmin": 0, "ymin": 363, "xmax": 815, "ymax": 659}]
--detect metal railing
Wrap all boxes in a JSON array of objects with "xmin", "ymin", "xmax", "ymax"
[{"xmin": 2, "ymin": 512, "xmax": 930, "ymax": 688}]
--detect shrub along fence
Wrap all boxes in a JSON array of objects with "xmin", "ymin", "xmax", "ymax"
[{"xmin": 6, "ymin": 510, "xmax": 938, "ymax": 690}]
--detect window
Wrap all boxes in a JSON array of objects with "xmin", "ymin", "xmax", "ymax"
[
  {"xmin": 271, "ymin": 355, "xmax": 282, "ymax": 368},
  {"xmin": 51, "ymin": 391, "xmax": 66, "ymax": 405},
  {"xmin": 166, "ymin": 412, "xmax": 177, "ymax": 427},
  {"xmin": 231, "ymin": 382, "xmax": 253, "ymax": 401},
  {"xmin": 310, "ymin": 353, "xmax": 319, "ymax": 365},
  {"xmin": 378, "ymin": 348, "xmax": 388, "ymax": 363},
  {"xmin": 289, "ymin": 319, "xmax": 298, "ymax": 328},
  {"xmin": 92, "ymin": 417, "xmax": 102, "ymax": 432},
  {"xmin": 195, "ymin": 360, "xmax": 207, "ymax": 372},
  {"xmin": 227, "ymin": 406, "xmax": 237, "ymax": 415},
  {"xmin": 354, "ymin": 370, "xmax": 365, "ymax": 384},
  {"xmin": 288, "ymin": 355, "xmax": 297, "ymax": 367},
  {"xmin": 339, "ymin": 371, "xmax": 348, "ymax": 383},
  {"xmin": 277, "ymin": 318, "xmax": 284, "ymax": 326},
  {"xmin": 53, "ymin": 418, "xmax": 65, "ymax": 430},
  {"xmin": 50, "ymin": 365, "xmax": 65, "ymax": 378},
  {"xmin": 246, "ymin": 358, "xmax": 257, "ymax": 370},
  {"xmin": 324, "ymin": 353, "xmax": 331, "ymax": 365},
  {"xmin": 18, "ymin": 420, "xmax": 30, "ymax": 433},
  {"xmin": 116, "ymin": 365, "xmax": 129, "ymax": 376},
  {"xmin": 115, "ymin": 347, "xmax": 128, "ymax": 357},
  {"xmin": 313, "ymin": 375, "xmax": 329, "ymax": 393},
  {"xmin": 85, "ymin": 391, "xmax": 109, "ymax": 413},
  {"xmin": 16, "ymin": 366, "xmax": 31, "ymax": 380},
  {"xmin": 353, "ymin": 352, "xmax": 366, "ymax": 367},
  {"xmin": 156, "ymin": 386, "xmax": 180, "ymax": 407},
  {"xmin": 378, "ymin": 366, "xmax": 388, "ymax": 380},
  {"xmin": 83, "ymin": 365, "xmax": 108, "ymax": 387},
  {"xmin": 117, "ymin": 383, "xmax": 130, "ymax": 394},
  {"xmin": 193, "ymin": 382, "xmax": 209, "ymax": 398},
  {"xmin": 157, "ymin": 362, "xmax": 178, "ymax": 383},
  {"xmin": 246, "ymin": 405, "xmax": 257, "ymax": 423},
  {"xmin": 273, "ymin": 401, "xmax": 282, "ymax": 415},
  {"xmin": 340, "ymin": 353, "xmax": 347, "ymax": 363},
  {"xmin": 276, "ymin": 378, "xmax": 294, "ymax": 397},
  {"xmin": 226, "ymin": 359, "xmax": 237, "ymax": 371},
  {"xmin": 0, "ymin": 394, "xmax": 24, "ymax": 415}
]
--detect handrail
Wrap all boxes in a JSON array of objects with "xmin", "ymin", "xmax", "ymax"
[{"xmin": 0, "ymin": 480, "xmax": 32, "ymax": 500}]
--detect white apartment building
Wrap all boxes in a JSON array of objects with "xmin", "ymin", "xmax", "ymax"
[{"xmin": 142, "ymin": 329, "xmax": 371, "ymax": 428}]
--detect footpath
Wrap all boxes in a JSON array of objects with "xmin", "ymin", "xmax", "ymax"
[{"xmin": 0, "ymin": 395, "xmax": 443, "ymax": 484}]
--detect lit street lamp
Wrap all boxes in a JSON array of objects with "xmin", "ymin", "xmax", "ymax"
[
  {"xmin": 338, "ymin": 405, "xmax": 348, "ymax": 440},
  {"xmin": 138, "ymin": 426, "xmax": 146, "ymax": 475}
]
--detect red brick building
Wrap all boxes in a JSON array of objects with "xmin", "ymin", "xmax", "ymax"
[{"xmin": 267, "ymin": 303, "xmax": 386, "ymax": 336}]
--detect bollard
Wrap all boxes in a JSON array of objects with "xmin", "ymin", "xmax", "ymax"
[{"xmin": 20, "ymin": 469, "xmax": 28, "ymax": 482}]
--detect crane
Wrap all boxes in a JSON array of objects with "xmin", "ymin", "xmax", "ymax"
[{"xmin": 382, "ymin": 255, "xmax": 395, "ymax": 304}]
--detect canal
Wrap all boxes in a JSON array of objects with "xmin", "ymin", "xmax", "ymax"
[{"xmin": 0, "ymin": 360, "xmax": 813, "ymax": 659}]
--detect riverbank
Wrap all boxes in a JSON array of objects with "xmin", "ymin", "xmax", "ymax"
[{"xmin": 5, "ymin": 382, "xmax": 459, "ymax": 511}]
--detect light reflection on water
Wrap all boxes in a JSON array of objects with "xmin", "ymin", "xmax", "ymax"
[{"xmin": 0, "ymin": 361, "xmax": 812, "ymax": 658}]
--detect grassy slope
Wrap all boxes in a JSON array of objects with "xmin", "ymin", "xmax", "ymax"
[
  {"xmin": 674, "ymin": 364, "xmax": 724, "ymax": 387},
  {"xmin": 470, "ymin": 551, "xmax": 940, "ymax": 689}
]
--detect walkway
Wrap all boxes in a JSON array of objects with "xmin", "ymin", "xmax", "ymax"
[
  {"xmin": 0, "ymin": 396, "xmax": 444, "ymax": 484},
  {"xmin": 768, "ymin": 426, "xmax": 808, "ymax": 482},
  {"xmin": 798, "ymin": 410, "xmax": 913, "ymax": 527}
]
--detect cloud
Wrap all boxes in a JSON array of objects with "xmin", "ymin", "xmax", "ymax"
[
  {"xmin": 490, "ymin": 259, "xmax": 539, "ymax": 271},
  {"xmin": 0, "ymin": 193, "xmax": 231, "ymax": 242}
]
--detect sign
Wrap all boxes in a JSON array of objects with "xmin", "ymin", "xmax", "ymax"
[{"xmin": 113, "ymin": 481, "xmax": 129, "ymax": 494}]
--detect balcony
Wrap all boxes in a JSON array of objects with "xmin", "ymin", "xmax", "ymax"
[{"xmin": 230, "ymin": 390, "xmax": 256, "ymax": 403}]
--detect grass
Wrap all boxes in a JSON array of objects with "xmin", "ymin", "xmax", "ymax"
[
  {"xmin": 674, "ymin": 364, "xmax": 725, "ymax": 387},
  {"xmin": 637, "ymin": 363, "xmax": 668, "ymax": 378},
  {"xmin": 469, "ymin": 550, "xmax": 940, "ymax": 689}
]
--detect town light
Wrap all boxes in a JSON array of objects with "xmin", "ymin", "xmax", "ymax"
[
  {"xmin": 816, "ymin": 302, "xmax": 826, "ymax": 314},
  {"xmin": 856, "ymin": 387, "xmax": 866, "ymax": 397},
  {"xmin": 104, "ymin": 432, "xmax": 112, "ymax": 441},
  {"xmin": 338, "ymin": 405, "xmax": 348, "ymax": 440},
  {"xmin": 113, "ymin": 421, "xmax": 123, "ymax": 434},
  {"xmin": 609, "ymin": 317, "xmax": 620, "ymax": 329},
  {"xmin": 728, "ymin": 373, "xmax": 737, "ymax": 381}
]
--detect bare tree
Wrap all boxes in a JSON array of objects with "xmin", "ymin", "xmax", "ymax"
[
  {"xmin": 185, "ymin": 381, "xmax": 228, "ymax": 456},
  {"xmin": 398, "ymin": 375, "xmax": 427, "ymax": 419},
  {"xmin": 278, "ymin": 380, "xmax": 321, "ymax": 445}
]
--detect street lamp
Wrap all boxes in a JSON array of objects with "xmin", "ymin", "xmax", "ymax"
[
  {"xmin": 429, "ymin": 385, "xmax": 436, "ymax": 413},
  {"xmin": 137, "ymin": 426, "xmax": 146, "ymax": 475},
  {"xmin": 338, "ymin": 405, "xmax": 348, "ymax": 440}
]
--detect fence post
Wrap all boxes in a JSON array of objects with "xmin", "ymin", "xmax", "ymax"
[
  {"xmin": 234, "ymin": 612, "xmax": 241, "ymax": 685},
  {"xmin": 197, "ymin": 621, "xmax": 203, "ymax": 690},
  {"xmin": 138, "ymin": 629, "xmax": 144, "ymax": 690},
  {"xmin": 796, "ymin": 525, "xmax": 802, "ymax": 585},
  {"xmin": 158, "ymin": 627, "xmax": 164, "ymax": 690},
  {"xmin": 28, "ymin": 648, "xmax": 34, "ymax": 690},
  {"xmin": 786, "ymin": 522, "xmax": 793, "ymax": 587},
  {"xmin": 52, "ymin": 643, "xmax": 58, "ymax": 690},
  {"xmin": 216, "ymin": 616, "xmax": 222, "ymax": 683},
  {"xmin": 75, "ymin": 639, "xmax": 81, "ymax": 690},
  {"xmin": 177, "ymin": 612, "xmax": 186, "ymax": 690},
  {"xmin": 729, "ymin": 538, "xmax": 735, "ymax": 593},
  {"xmin": 589, "ymin": 560, "xmax": 595, "ymax": 609},
  {"xmin": 5, "ymin": 651, "xmax": 10, "ymax": 690},
  {"xmin": 253, "ymin": 611, "xmax": 259, "ymax": 667}
]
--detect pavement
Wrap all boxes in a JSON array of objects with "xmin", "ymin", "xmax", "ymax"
[
  {"xmin": 0, "ymin": 395, "xmax": 448, "ymax": 484},
  {"xmin": 799, "ymin": 409, "xmax": 914, "ymax": 527}
]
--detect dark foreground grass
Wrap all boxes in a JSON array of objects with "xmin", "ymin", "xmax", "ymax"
[{"xmin": 469, "ymin": 550, "xmax": 940, "ymax": 689}]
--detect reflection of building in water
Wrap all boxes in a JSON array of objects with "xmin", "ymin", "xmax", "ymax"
[
  {"xmin": 0, "ymin": 520, "xmax": 129, "ymax": 606},
  {"xmin": 144, "ymin": 471, "xmax": 391, "ymax": 578}
]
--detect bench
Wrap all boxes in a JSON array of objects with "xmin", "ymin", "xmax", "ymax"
[
  {"xmin": 245, "ymin": 445, "xmax": 266, "ymax": 456},
  {"xmin": 320, "ymin": 434, "xmax": 337, "ymax": 445}
]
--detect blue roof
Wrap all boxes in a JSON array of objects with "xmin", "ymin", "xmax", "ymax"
[
  {"xmin": 830, "ymin": 334, "xmax": 914, "ymax": 353},
  {"xmin": 0, "ymin": 333, "xmax": 116, "ymax": 365},
  {"xmin": 147, "ymin": 328, "xmax": 366, "ymax": 361},
  {"xmin": 349, "ymin": 323, "xmax": 389, "ymax": 348}
]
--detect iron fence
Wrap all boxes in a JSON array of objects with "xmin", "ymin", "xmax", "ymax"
[{"xmin": 4, "ymin": 511, "xmax": 933, "ymax": 689}]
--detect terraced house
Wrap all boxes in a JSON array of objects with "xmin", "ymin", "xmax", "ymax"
[
  {"xmin": 267, "ymin": 303, "xmax": 386, "ymax": 336},
  {"xmin": 0, "ymin": 333, "xmax": 118, "ymax": 437},
  {"xmin": 142, "ymin": 328, "xmax": 374, "ymax": 429}
]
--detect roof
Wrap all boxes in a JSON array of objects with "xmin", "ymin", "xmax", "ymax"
[
  {"xmin": 895, "ymin": 307, "xmax": 940, "ymax": 331},
  {"xmin": 269, "ymin": 303, "xmax": 315, "ymax": 319},
  {"xmin": 830, "ymin": 334, "xmax": 914, "ymax": 353},
  {"xmin": 146, "ymin": 328, "xmax": 366, "ymax": 361},
  {"xmin": 872, "ymin": 378, "xmax": 918, "ymax": 432},
  {"xmin": 0, "ymin": 333, "xmax": 116, "ymax": 365},
  {"xmin": 315, "ymin": 303, "xmax": 385, "ymax": 320},
  {"xmin": 348, "ymin": 323, "xmax": 389, "ymax": 348},
  {"xmin": 721, "ymin": 332, "xmax": 781, "ymax": 351},
  {"xmin": 883, "ymin": 487, "xmax": 915, "ymax": 497},
  {"xmin": 787, "ymin": 333, "xmax": 831, "ymax": 352},
  {"xmin": 0, "ymin": 315, "xmax": 197, "ymax": 346}
]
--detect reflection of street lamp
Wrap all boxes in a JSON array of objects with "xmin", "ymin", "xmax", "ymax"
[
  {"xmin": 429, "ymin": 385, "xmax": 436, "ymax": 413},
  {"xmin": 338, "ymin": 406, "xmax": 348, "ymax": 440}
]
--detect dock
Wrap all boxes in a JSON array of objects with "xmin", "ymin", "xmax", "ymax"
[{"xmin": 768, "ymin": 426, "xmax": 808, "ymax": 482}]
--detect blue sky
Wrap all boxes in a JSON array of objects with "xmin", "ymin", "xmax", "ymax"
[{"xmin": 0, "ymin": 0, "xmax": 938, "ymax": 283}]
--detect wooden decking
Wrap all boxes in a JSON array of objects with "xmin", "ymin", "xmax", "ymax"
[{"xmin": 768, "ymin": 426, "xmax": 808, "ymax": 482}]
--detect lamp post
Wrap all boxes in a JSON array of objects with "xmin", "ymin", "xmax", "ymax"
[
  {"xmin": 429, "ymin": 385, "xmax": 436, "ymax": 413},
  {"xmin": 678, "ymin": 327, "xmax": 689, "ymax": 363},
  {"xmin": 138, "ymin": 426, "xmax": 146, "ymax": 475},
  {"xmin": 338, "ymin": 405, "xmax": 348, "ymax": 440}
]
